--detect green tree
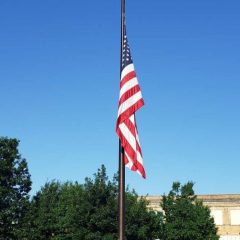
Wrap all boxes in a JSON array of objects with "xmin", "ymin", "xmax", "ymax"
[
  {"xmin": 27, "ymin": 182, "xmax": 62, "ymax": 239},
  {"xmin": 22, "ymin": 181, "xmax": 85, "ymax": 240},
  {"xmin": 0, "ymin": 137, "xmax": 32, "ymax": 239},
  {"xmin": 24, "ymin": 165, "xmax": 161, "ymax": 240},
  {"xmin": 81, "ymin": 165, "xmax": 118, "ymax": 240},
  {"xmin": 160, "ymin": 182, "xmax": 219, "ymax": 240},
  {"xmin": 125, "ymin": 191, "xmax": 162, "ymax": 240}
]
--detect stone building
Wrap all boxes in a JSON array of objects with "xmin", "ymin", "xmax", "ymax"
[{"xmin": 145, "ymin": 194, "xmax": 240, "ymax": 240}]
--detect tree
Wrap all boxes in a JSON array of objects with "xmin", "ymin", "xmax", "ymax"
[
  {"xmin": 24, "ymin": 165, "xmax": 161, "ymax": 240},
  {"xmin": 0, "ymin": 137, "xmax": 32, "ymax": 239},
  {"xmin": 21, "ymin": 181, "xmax": 85, "ymax": 240},
  {"xmin": 81, "ymin": 165, "xmax": 118, "ymax": 240},
  {"xmin": 160, "ymin": 182, "xmax": 219, "ymax": 240},
  {"xmin": 125, "ymin": 191, "xmax": 162, "ymax": 240}
]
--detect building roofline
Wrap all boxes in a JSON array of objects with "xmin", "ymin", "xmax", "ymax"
[{"xmin": 143, "ymin": 194, "xmax": 240, "ymax": 202}]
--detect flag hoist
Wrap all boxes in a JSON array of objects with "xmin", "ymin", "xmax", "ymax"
[{"xmin": 116, "ymin": 0, "xmax": 146, "ymax": 239}]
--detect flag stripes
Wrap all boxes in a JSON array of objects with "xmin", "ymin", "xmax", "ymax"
[{"xmin": 116, "ymin": 30, "xmax": 146, "ymax": 178}]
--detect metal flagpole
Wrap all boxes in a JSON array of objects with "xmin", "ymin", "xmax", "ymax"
[
  {"xmin": 118, "ymin": 0, "xmax": 125, "ymax": 239},
  {"xmin": 118, "ymin": 142, "xmax": 125, "ymax": 240}
]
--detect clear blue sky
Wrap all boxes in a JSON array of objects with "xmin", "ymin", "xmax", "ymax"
[{"xmin": 1, "ymin": 0, "xmax": 240, "ymax": 196}]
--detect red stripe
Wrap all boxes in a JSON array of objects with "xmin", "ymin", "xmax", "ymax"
[
  {"xmin": 116, "ymin": 59, "xmax": 145, "ymax": 178},
  {"xmin": 116, "ymin": 124, "xmax": 146, "ymax": 178},
  {"xmin": 129, "ymin": 158, "xmax": 146, "ymax": 178},
  {"xmin": 121, "ymin": 133, "xmax": 145, "ymax": 178},
  {"xmin": 123, "ymin": 154, "xmax": 145, "ymax": 179},
  {"xmin": 134, "ymin": 120, "xmax": 143, "ymax": 156},
  {"xmin": 124, "ymin": 155, "xmax": 129, "ymax": 165},
  {"xmin": 136, "ymin": 139, "xmax": 142, "ymax": 156},
  {"xmin": 120, "ymin": 71, "xmax": 136, "ymax": 88},
  {"xmin": 118, "ymin": 85, "xmax": 141, "ymax": 106},
  {"xmin": 117, "ymin": 127, "xmax": 136, "ymax": 162},
  {"xmin": 116, "ymin": 126, "xmax": 136, "ymax": 162},
  {"xmin": 130, "ymin": 164, "xmax": 138, "ymax": 172},
  {"xmin": 123, "ymin": 117, "xmax": 136, "ymax": 139},
  {"xmin": 117, "ymin": 99, "xmax": 144, "ymax": 127}
]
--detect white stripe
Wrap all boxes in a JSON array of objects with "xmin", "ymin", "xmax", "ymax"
[
  {"xmin": 135, "ymin": 131, "xmax": 143, "ymax": 164},
  {"xmin": 126, "ymin": 150, "xmax": 143, "ymax": 173},
  {"xmin": 121, "ymin": 63, "xmax": 135, "ymax": 80},
  {"xmin": 130, "ymin": 116, "xmax": 141, "ymax": 147},
  {"xmin": 136, "ymin": 140, "xmax": 141, "ymax": 155},
  {"xmin": 119, "ymin": 126, "xmax": 143, "ymax": 166},
  {"xmin": 118, "ymin": 91, "xmax": 142, "ymax": 117},
  {"xmin": 137, "ymin": 150, "xmax": 143, "ymax": 164},
  {"xmin": 133, "ymin": 122, "xmax": 143, "ymax": 165},
  {"xmin": 136, "ymin": 170, "xmax": 142, "ymax": 177},
  {"xmin": 136, "ymin": 130, "xmax": 140, "ymax": 146},
  {"xmin": 119, "ymin": 121, "xmax": 136, "ymax": 151},
  {"xmin": 119, "ymin": 77, "xmax": 138, "ymax": 98},
  {"xmin": 129, "ymin": 115, "xmax": 135, "ymax": 123},
  {"xmin": 125, "ymin": 142, "xmax": 144, "ymax": 175},
  {"xmin": 119, "ymin": 109, "xmax": 144, "ymax": 165},
  {"xmin": 125, "ymin": 151, "xmax": 143, "ymax": 172},
  {"xmin": 125, "ymin": 152, "xmax": 134, "ymax": 169},
  {"xmin": 120, "ymin": 118, "xmax": 143, "ymax": 165}
]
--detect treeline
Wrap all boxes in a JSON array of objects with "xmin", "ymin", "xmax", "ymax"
[{"xmin": 0, "ymin": 137, "xmax": 219, "ymax": 240}]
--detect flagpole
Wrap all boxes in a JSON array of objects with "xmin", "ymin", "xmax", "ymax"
[
  {"xmin": 118, "ymin": 0, "xmax": 125, "ymax": 239},
  {"xmin": 118, "ymin": 142, "xmax": 125, "ymax": 240}
]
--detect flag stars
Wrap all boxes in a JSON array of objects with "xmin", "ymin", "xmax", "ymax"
[{"xmin": 121, "ymin": 30, "xmax": 133, "ymax": 69}]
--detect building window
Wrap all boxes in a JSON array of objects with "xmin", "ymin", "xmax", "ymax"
[
  {"xmin": 230, "ymin": 209, "xmax": 240, "ymax": 225},
  {"xmin": 220, "ymin": 236, "xmax": 240, "ymax": 240},
  {"xmin": 211, "ymin": 209, "xmax": 223, "ymax": 225}
]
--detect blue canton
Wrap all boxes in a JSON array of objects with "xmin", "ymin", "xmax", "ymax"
[{"xmin": 122, "ymin": 26, "xmax": 133, "ymax": 70}]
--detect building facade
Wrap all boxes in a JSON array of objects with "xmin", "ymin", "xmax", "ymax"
[{"xmin": 145, "ymin": 194, "xmax": 240, "ymax": 240}]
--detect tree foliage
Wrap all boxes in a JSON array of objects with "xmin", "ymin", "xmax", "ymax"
[
  {"xmin": 125, "ymin": 192, "xmax": 162, "ymax": 240},
  {"xmin": 0, "ymin": 137, "xmax": 31, "ymax": 239},
  {"xmin": 160, "ymin": 182, "xmax": 219, "ymax": 240},
  {"xmin": 0, "ymin": 138, "xmax": 219, "ymax": 240},
  {"xmin": 22, "ymin": 165, "xmax": 161, "ymax": 240}
]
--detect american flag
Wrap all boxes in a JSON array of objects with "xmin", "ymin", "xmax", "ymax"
[{"xmin": 116, "ymin": 24, "xmax": 146, "ymax": 178}]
